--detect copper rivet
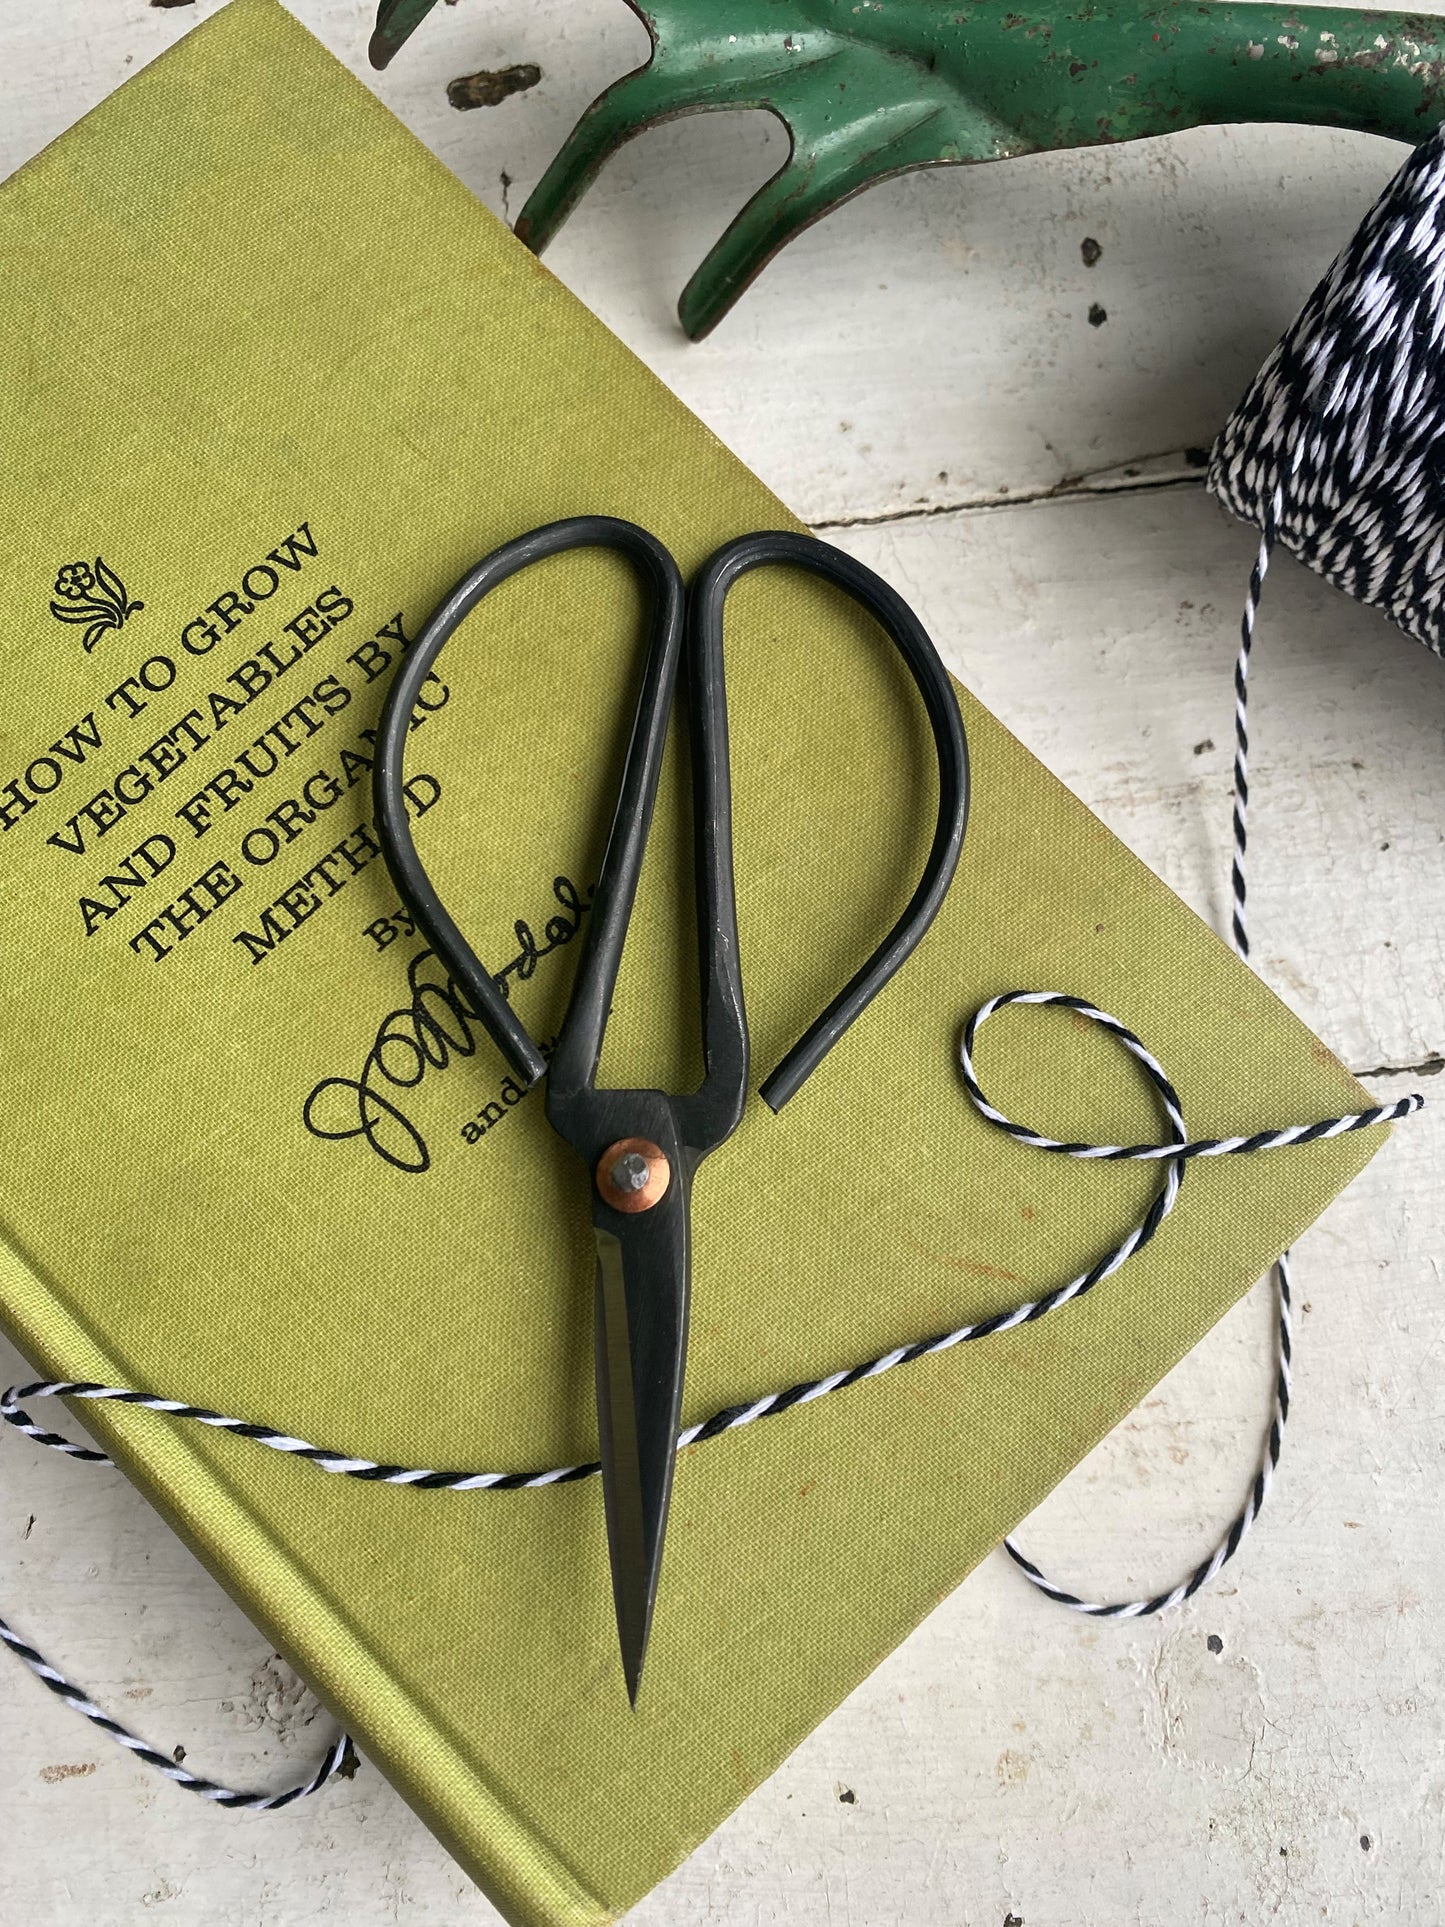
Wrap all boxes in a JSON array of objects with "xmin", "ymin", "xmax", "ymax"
[{"xmin": 596, "ymin": 1136, "xmax": 671, "ymax": 1214}]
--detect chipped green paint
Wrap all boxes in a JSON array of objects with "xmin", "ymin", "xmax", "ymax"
[{"xmin": 373, "ymin": 2, "xmax": 1445, "ymax": 336}]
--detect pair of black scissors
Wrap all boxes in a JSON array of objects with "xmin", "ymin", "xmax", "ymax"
[{"xmin": 374, "ymin": 517, "xmax": 968, "ymax": 1702}]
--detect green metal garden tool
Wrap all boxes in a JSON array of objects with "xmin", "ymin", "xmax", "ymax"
[{"xmin": 371, "ymin": 2, "xmax": 1445, "ymax": 333}]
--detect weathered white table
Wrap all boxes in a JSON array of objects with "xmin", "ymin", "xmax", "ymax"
[{"xmin": 3, "ymin": 5, "xmax": 1441, "ymax": 1921}]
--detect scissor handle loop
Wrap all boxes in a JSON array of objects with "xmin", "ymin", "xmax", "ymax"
[
  {"xmin": 373, "ymin": 519, "xmax": 969, "ymax": 1114},
  {"xmin": 689, "ymin": 531, "xmax": 969, "ymax": 1110},
  {"xmin": 373, "ymin": 516, "xmax": 686, "ymax": 1090}
]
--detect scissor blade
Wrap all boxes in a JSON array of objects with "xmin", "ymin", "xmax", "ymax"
[{"xmin": 593, "ymin": 1223, "xmax": 688, "ymax": 1705}]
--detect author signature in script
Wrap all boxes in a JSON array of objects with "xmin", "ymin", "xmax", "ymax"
[{"xmin": 302, "ymin": 874, "xmax": 592, "ymax": 1172}]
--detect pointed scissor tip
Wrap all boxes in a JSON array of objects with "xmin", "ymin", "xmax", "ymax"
[
  {"xmin": 622, "ymin": 1629, "xmax": 649, "ymax": 1710},
  {"xmin": 612, "ymin": 1558, "xmax": 653, "ymax": 1709}
]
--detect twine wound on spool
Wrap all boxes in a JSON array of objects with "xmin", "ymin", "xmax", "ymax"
[{"xmin": 1211, "ymin": 120, "xmax": 1445, "ymax": 655}]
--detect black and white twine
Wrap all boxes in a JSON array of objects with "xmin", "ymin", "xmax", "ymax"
[
  {"xmin": 1210, "ymin": 118, "xmax": 1445, "ymax": 660},
  {"xmin": 1016, "ymin": 116, "xmax": 1445, "ymax": 1618},
  {"xmin": 1, "ymin": 1013, "xmax": 1418, "ymax": 1791},
  {"xmin": 6, "ymin": 119, "xmax": 1441, "ymax": 1807},
  {"xmin": 3, "ymin": 1044, "xmax": 1413, "ymax": 1493}
]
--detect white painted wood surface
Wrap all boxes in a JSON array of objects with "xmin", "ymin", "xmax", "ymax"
[{"xmin": 3, "ymin": 5, "xmax": 1443, "ymax": 1922}]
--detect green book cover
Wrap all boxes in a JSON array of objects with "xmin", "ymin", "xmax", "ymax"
[{"xmin": 0, "ymin": 4, "xmax": 1393, "ymax": 1920}]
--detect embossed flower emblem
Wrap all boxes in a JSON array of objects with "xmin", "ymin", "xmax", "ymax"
[
  {"xmin": 54, "ymin": 561, "xmax": 96, "ymax": 600},
  {"xmin": 49, "ymin": 555, "xmax": 144, "ymax": 651}
]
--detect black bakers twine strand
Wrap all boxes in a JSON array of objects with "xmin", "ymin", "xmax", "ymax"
[
  {"xmin": 0, "ymin": 1599, "xmax": 356, "ymax": 1811},
  {"xmin": 2, "ymin": 1003, "xmax": 1419, "ymax": 1793},
  {"xmin": 965, "ymin": 995, "xmax": 1415, "ymax": 1615},
  {"xmin": 1013, "ymin": 120, "xmax": 1445, "ymax": 1618},
  {"xmin": 1001, "ymin": 438, "xmax": 1288, "ymax": 1620},
  {"xmin": 1004, "ymin": 1254, "xmax": 1298, "ymax": 1616}
]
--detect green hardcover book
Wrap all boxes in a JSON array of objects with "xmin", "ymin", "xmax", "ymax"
[{"xmin": 0, "ymin": 4, "xmax": 1395, "ymax": 1920}]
